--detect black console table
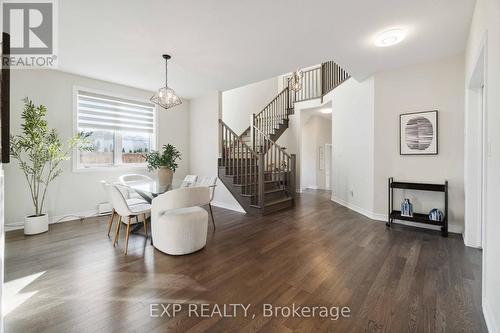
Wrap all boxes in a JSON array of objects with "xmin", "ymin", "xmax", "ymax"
[{"xmin": 387, "ymin": 177, "xmax": 448, "ymax": 237}]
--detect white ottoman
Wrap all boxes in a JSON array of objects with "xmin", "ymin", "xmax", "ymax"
[{"xmin": 152, "ymin": 206, "xmax": 208, "ymax": 255}]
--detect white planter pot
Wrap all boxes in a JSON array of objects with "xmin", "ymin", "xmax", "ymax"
[
  {"xmin": 24, "ymin": 214, "xmax": 49, "ymax": 235},
  {"xmin": 158, "ymin": 167, "xmax": 174, "ymax": 188}
]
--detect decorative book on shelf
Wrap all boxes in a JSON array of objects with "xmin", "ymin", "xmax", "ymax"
[{"xmin": 387, "ymin": 177, "xmax": 448, "ymax": 237}]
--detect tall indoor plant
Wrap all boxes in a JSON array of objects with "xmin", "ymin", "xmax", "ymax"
[
  {"xmin": 10, "ymin": 98, "xmax": 92, "ymax": 235},
  {"xmin": 145, "ymin": 144, "xmax": 181, "ymax": 187}
]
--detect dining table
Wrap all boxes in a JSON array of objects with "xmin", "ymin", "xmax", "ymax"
[
  {"xmin": 121, "ymin": 178, "xmax": 183, "ymax": 234},
  {"xmin": 124, "ymin": 178, "xmax": 183, "ymax": 204}
]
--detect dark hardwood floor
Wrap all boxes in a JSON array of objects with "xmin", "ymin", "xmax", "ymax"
[{"xmin": 5, "ymin": 190, "xmax": 487, "ymax": 332}]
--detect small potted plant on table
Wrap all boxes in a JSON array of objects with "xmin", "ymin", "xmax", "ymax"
[
  {"xmin": 145, "ymin": 144, "xmax": 181, "ymax": 188},
  {"xmin": 10, "ymin": 98, "xmax": 92, "ymax": 235}
]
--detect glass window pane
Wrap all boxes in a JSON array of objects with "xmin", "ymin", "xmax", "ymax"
[
  {"xmin": 121, "ymin": 132, "xmax": 151, "ymax": 164},
  {"xmin": 79, "ymin": 130, "xmax": 114, "ymax": 167}
]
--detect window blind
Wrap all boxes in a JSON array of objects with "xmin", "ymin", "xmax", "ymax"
[{"xmin": 77, "ymin": 90, "xmax": 155, "ymax": 134}]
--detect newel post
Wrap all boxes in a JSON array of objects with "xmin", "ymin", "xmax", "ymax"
[
  {"xmin": 250, "ymin": 113, "xmax": 255, "ymax": 151},
  {"xmin": 290, "ymin": 154, "xmax": 296, "ymax": 201},
  {"xmin": 258, "ymin": 152, "xmax": 265, "ymax": 208},
  {"xmin": 219, "ymin": 120, "xmax": 224, "ymax": 160}
]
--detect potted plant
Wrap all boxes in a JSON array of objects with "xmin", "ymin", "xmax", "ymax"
[
  {"xmin": 145, "ymin": 144, "xmax": 181, "ymax": 188},
  {"xmin": 10, "ymin": 98, "xmax": 92, "ymax": 235}
]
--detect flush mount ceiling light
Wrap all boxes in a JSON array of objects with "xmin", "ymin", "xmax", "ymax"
[
  {"xmin": 374, "ymin": 28, "xmax": 407, "ymax": 47},
  {"xmin": 320, "ymin": 108, "xmax": 332, "ymax": 114},
  {"xmin": 150, "ymin": 54, "xmax": 182, "ymax": 110}
]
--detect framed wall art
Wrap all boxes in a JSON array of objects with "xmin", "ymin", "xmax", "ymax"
[{"xmin": 400, "ymin": 110, "xmax": 438, "ymax": 155}]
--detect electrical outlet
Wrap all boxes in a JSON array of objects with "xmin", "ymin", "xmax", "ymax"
[{"xmin": 350, "ymin": 190, "xmax": 354, "ymax": 197}]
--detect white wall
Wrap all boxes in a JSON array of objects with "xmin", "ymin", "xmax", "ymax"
[
  {"xmin": 373, "ymin": 55, "xmax": 465, "ymax": 233},
  {"xmin": 222, "ymin": 77, "xmax": 279, "ymax": 134},
  {"xmin": 300, "ymin": 114, "xmax": 332, "ymax": 190},
  {"xmin": 189, "ymin": 91, "xmax": 244, "ymax": 212},
  {"xmin": 157, "ymin": 101, "xmax": 191, "ymax": 178},
  {"xmin": 328, "ymin": 78, "xmax": 375, "ymax": 215},
  {"xmin": 465, "ymin": 0, "xmax": 500, "ymax": 331},
  {"xmin": 5, "ymin": 69, "xmax": 190, "ymax": 226}
]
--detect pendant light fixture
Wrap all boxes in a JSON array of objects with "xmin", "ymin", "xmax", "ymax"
[
  {"xmin": 150, "ymin": 54, "xmax": 182, "ymax": 109},
  {"xmin": 289, "ymin": 69, "xmax": 303, "ymax": 92}
]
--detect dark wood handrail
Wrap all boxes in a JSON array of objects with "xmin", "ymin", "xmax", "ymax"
[
  {"xmin": 239, "ymin": 87, "xmax": 291, "ymax": 138},
  {"xmin": 219, "ymin": 119, "xmax": 258, "ymax": 158},
  {"xmin": 251, "ymin": 124, "xmax": 291, "ymax": 159},
  {"xmin": 255, "ymin": 87, "xmax": 290, "ymax": 119}
]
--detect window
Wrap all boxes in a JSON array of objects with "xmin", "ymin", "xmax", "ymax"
[{"xmin": 75, "ymin": 88, "xmax": 156, "ymax": 169}]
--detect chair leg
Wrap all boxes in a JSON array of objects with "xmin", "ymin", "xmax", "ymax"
[
  {"xmin": 209, "ymin": 203, "xmax": 216, "ymax": 231},
  {"xmin": 148, "ymin": 214, "xmax": 153, "ymax": 246},
  {"xmin": 113, "ymin": 215, "xmax": 121, "ymax": 246},
  {"xmin": 124, "ymin": 216, "xmax": 132, "ymax": 255},
  {"xmin": 107, "ymin": 209, "xmax": 116, "ymax": 236},
  {"xmin": 142, "ymin": 213, "xmax": 148, "ymax": 238}
]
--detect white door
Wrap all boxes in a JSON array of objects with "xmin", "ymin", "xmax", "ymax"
[
  {"xmin": 325, "ymin": 144, "xmax": 332, "ymax": 190},
  {"xmin": 481, "ymin": 84, "xmax": 486, "ymax": 249}
]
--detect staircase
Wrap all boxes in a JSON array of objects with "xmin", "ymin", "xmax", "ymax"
[{"xmin": 218, "ymin": 61, "xmax": 350, "ymax": 215}]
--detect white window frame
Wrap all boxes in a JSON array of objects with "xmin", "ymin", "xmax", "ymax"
[{"xmin": 72, "ymin": 86, "xmax": 158, "ymax": 172}]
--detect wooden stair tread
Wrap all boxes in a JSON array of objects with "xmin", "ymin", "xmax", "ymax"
[
  {"xmin": 240, "ymin": 188, "xmax": 288, "ymax": 198},
  {"xmin": 250, "ymin": 196, "xmax": 292, "ymax": 208},
  {"xmin": 222, "ymin": 171, "xmax": 290, "ymax": 177},
  {"xmin": 232, "ymin": 180, "xmax": 279, "ymax": 187}
]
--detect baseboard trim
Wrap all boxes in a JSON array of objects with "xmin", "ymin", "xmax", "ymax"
[
  {"xmin": 330, "ymin": 195, "xmax": 375, "ymax": 220},
  {"xmin": 330, "ymin": 196, "xmax": 463, "ymax": 234},
  {"xmin": 484, "ymin": 297, "xmax": 498, "ymax": 333},
  {"xmin": 305, "ymin": 185, "xmax": 328, "ymax": 190},
  {"xmin": 6, "ymin": 202, "xmax": 246, "ymax": 232},
  {"xmin": 464, "ymin": 238, "xmax": 482, "ymax": 249},
  {"xmin": 6, "ymin": 209, "xmax": 99, "ymax": 232},
  {"xmin": 211, "ymin": 200, "xmax": 245, "ymax": 213}
]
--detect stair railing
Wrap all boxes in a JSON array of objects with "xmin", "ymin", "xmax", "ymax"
[
  {"xmin": 283, "ymin": 61, "xmax": 351, "ymax": 104},
  {"xmin": 220, "ymin": 120, "xmax": 262, "ymax": 207},
  {"xmin": 321, "ymin": 61, "xmax": 351, "ymax": 97},
  {"xmin": 244, "ymin": 60, "xmax": 350, "ymax": 140},
  {"xmin": 285, "ymin": 65, "xmax": 322, "ymax": 103},
  {"xmin": 251, "ymin": 87, "xmax": 291, "ymax": 139},
  {"xmin": 251, "ymin": 124, "xmax": 296, "ymax": 203}
]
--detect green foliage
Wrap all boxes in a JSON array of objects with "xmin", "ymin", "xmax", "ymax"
[
  {"xmin": 10, "ymin": 98, "xmax": 93, "ymax": 216},
  {"xmin": 145, "ymin": 144, "xmax": 181, "ymax": 172}
]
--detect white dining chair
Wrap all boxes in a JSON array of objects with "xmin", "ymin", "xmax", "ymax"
[
  {"xmin": 100, "ymin": 180, "xmax": 148, "ymax": 237},
  {"xmin": 108, "ymin": 184, "xmax": 151, "ymax": 255},
  {"xmin": 151, "ymin": 186, "xmax": 210, "ymax": 255},
  {"xmin": 196, "ymin": 176, "xmax": 218, "ymax": 230},
  {"xmin": 119, "ymin": 174, "xmax": 154, "ymax": 200},
  {"xmin": 180, "ymin": 175, "xmax": 198, "ymax": 188}
]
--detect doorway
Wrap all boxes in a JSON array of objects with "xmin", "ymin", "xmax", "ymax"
[
  {"xmin": 465, "ymin": 37, "xmax": 487, "ymax": 250},
  {"xmin": 299, "ymin": 103, "xmax": 332, "ymax": 193},
  {"xmin": 325, "ymin": 144, "xmax": 332, "ymax": 190}
]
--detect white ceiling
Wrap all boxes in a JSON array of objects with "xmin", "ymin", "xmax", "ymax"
[{"xmin": 58, "ymin": 0, "xmax": 475, "ymax": 98}]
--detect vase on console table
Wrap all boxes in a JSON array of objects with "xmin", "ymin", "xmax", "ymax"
[{"xmin": 401, "ymin": 198, "xmax": 413, "ymax": 217}]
